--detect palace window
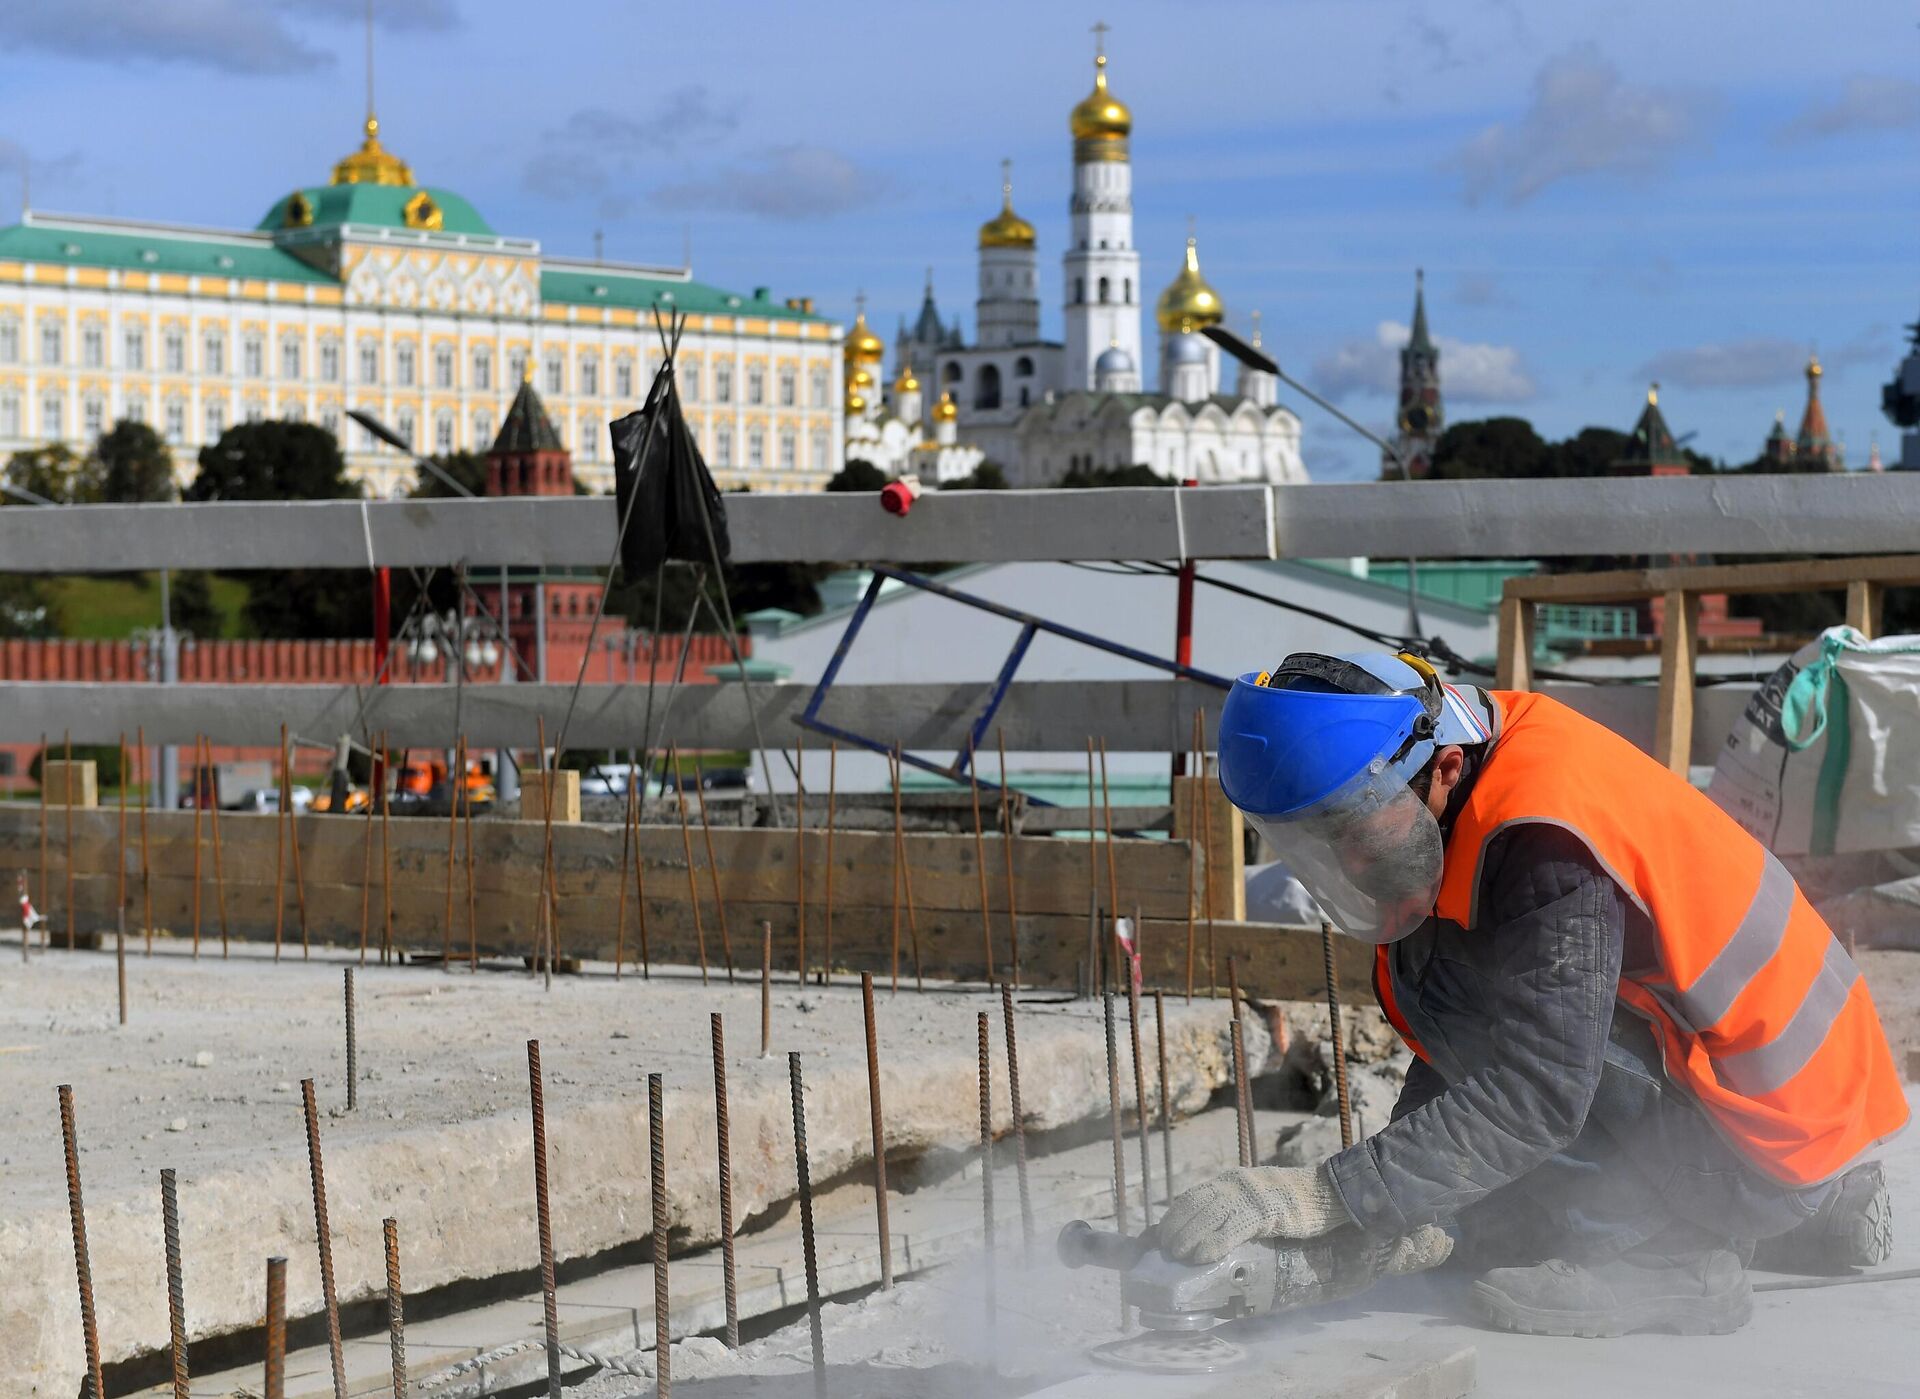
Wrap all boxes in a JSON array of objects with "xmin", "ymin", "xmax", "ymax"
[
  {"xmin": 579, "ymin": 416, "xmax": 598, "ymax": 460},
  {"xmin": 507, "ymin": 348, "xmax": 527, "ymax": 385},
  {"xmin": 810, "ymin": 431, "xmax": 827, "ymax": 469},
  {"xmin": 433, "ymin": 344, "xmax": 454, "ymax": 389},
  {"xmin": 747, "ymin": 426, "xmax": 764, "ymax": 467},
  {"xmin": 281, "ymin": 338, "xmax": 301, "ymax": 380},
  {"xmin": 41, "ymin": 321, "xmax": 62, "ymax": 365},
  {"xmin": 124, "ymin": 327, "xmax": 146, "ymax": 371},
  {"xmin": 0, "ymin": 319, "xmax": 17, "ymax": 363},
  {"xmin": 359, "ymin": 341, "xmax": 380, "ymax": 385},
  {"xmin": 82, "ymin": 324, "xmax": 104, "ymax": 368},
  {"xmin": 472, "ymin": 345, "xmax": 492, "ymax": 391},
  {"xmin": 242, "ymin": 334, "xmax": 263, "ymax": 378},
  {"xmin": 319, "ymin": 340, "xmax": 340, "ymax": 383},
  {"xmin": 683, "ymin": 361, "xmax": 700, "ymax": 401},
  {"xmin": 124, "ymin": 397, "xmax": 146, "ymax": 425},
  {"xmin": 1074, "ymin": 277, "xmax": 1084, "ymax": 305},
  {"xmin": 203, "ymin": 329, "xmax": 224, "ymax": 375},
  {"xmin": 779, "ymin": 430, "xmax": 796, "ymax": 469},
  {"xmin": 245, "ymin": 399, "xmax": 264, "ymax": 424},
  {"xmin": 715, "ymin": 362, "xmax": 733, "ymax": 403},
  {"xmin": 82, "ymin": 396, "xmax": 104, "ymax": 440},
  {"xmin": 471, "ymin": 410, "xmax": 491, "ymax": 447},
  {"xmin": 0, "ymin": 394, "xmax": 19, "ymax": 437},
  {"xmin": 396, "ymin": 342, "xmax": 415, "ymax": 387},
  {"xmin": 1123, "ymin": 277, "xmax": 1132, "ymax": 303},
  {"xmin": 1098, "ymin": 276, "xmax": 1110, "ymax": 304},
  {"xmin": 283, "ymin": 400, "xmax": 304, "ymax": 424},
  {"xmin": 164, "ymin": 400, "xmax": 185, "ymax": 443},
  {"xmin": 320, "ymin": 407, "xmax": 339, "ymax": 439},
  {"xmin": 205, "ymin": 400, "xmax": 226, "ymax": 442},
  {"xmin": 544, "ymin": 352, "xmax": 563, "ymax": 395},
  {"xmin": 435, "ymin": 413, "xmax": 454, "ymax": 455},
  {"xmin": 778, "ymin": 368, "xmax": 795, "ymax": 407},
  {"xmin": 41, "ymin": 391, "xmax": 62, "ymax": 437},
  {"xmin": 396, "ymin": 408, "xmax": 415, "ymax": 450},
  {"xmin": 810, "ymin": 368, "xmax": 827, "ymax": 407},
  {"xmin": 580, "ymin": 354, "xmax": 599, "ymax": 397},
  {"xmin": 715, "ymin": 428, "xmax": 733, "ymax": 467},
  {"xmin": 1015, "ymin": 356, "xmax": 1034, "ymax": 377},
  {"xmin": 615, "ymin": 358, "xmax": 633, "ymax": 399},
  {"xmin": 164, "ymin": 328, "xmax": 185, "ymax": 374},
  {"xmin": 747, "ymin": 366, "xmax": 765, "ymax": 405}
]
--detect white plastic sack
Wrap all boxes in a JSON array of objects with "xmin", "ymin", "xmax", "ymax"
[{"xmin": 1707, "ymin": 626, "xmax": 1920, "ymax": 855}]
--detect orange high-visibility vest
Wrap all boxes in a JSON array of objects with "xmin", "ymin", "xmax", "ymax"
[{"xmin": 1376, "ymin": 690, "xmax": 1907, "ymax": 1188}]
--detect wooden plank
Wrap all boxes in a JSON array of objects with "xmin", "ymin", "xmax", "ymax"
[
  {"xmin": 524, "ymin": 769, "xmax": 581, "ymax": 825},
  {"xmin": 1846, "ymin": 580, "xmax": 1885, "ymax": 640},
  {"xmin": 1495, "ymin": 597, "xmax": 1534, "ymax": 692},
  {"xmin": 42, "ymin": 760, "xmax": 98, "ymax": 808},
  {"xmin": 1653, "ymin": 589, "xmax": 1701, "ymax": 775},
  {"xmin": 1503, "ymin": 553, "xmax": 1920, "ymax": 606},
  {"xmin": 1172, "ymin": 773, "xmax": 1245, "ymax": 922}
]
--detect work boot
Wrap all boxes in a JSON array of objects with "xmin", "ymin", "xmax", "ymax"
[
  {"xmin": 1751, "ymin": 1161, "xmax": 1893, "ymax": 1275},
  {"xmin": 1471, "ymin": 1246, "xmax": 1752, "ymax": 1338}
]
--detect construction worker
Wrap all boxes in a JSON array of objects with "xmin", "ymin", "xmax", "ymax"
[{"xmin": 1160, "ymin": 652, "xmax": 1907, "ymax": 1337}]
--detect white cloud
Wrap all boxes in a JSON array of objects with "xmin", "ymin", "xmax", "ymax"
[
  {"xmin": 653, "ymin": 145, "xmax": 889, "ymax": 222},
  {"xmin": 1312, "ymin": 321, "xmax": 1536, "ymax": 404},
  {"xmin": 1453, "ymin": 45, "xmax": 1706, "ymax": 204},
  {"xmin": 1638, "ymin": 337, "xmax": 1807, "ymax": 390},
  {"xmin": 1780, "ymin": 76, "xmax": 1920, "ymax": 141},
  {"xmin": 526, "ymin": 90, "xmax": 742, "ymax": 201}
]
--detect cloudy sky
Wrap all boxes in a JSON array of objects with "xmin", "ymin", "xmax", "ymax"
[{"xmin": 2, "ymin": 0, "xmax": 1915, "ymax": 479}]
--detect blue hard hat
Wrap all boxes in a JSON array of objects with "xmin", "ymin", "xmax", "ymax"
[{"xmin": 1216, "ymin": 651, "xmax": 1489, "ymax": 819}]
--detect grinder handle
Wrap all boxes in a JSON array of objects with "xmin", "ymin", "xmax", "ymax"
[{"xmin": 1056, "ymin": 1219, "xmax": 1157, "ymax": 1272}]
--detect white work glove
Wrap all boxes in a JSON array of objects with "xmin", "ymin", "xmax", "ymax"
[{"xmin": 1158, "ymin": 1163, "xmax": 1351, "ymax": 1264}]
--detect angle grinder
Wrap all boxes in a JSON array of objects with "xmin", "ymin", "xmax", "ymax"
[{"xmin": 1057, "ymin": 1218, "xmax": 1433, "ymax": 1375}]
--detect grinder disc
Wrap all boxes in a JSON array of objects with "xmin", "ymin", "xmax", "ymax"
[{"xmin": 1089, "ymin": 1329, "xmax": 1246, "ymax": 1375}]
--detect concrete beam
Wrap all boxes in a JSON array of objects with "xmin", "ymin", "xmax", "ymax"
[
  {"xmin": 0, "ymin": 677, "xmax": 1755, "ymax": 764},
  {"xmin": 1272, "ymin": 474, "xmax": 1920, "ymax": 559},
  {"xmin": 0, "ymin": 486, "xmax": 1276, "ymax": 573}
]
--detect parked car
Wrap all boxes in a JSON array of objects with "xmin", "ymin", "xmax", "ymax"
[{"xmin": 228, "ymin": 787, "xmax": 315, "ymax": 814}]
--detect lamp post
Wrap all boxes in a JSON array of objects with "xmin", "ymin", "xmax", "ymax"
[{"xmin": 1202, "ymin": 326, "xmax": 1425, "ymax": 640}]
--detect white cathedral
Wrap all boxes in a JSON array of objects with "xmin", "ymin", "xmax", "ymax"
[{"xmin": 845, "ymin": 39, "xmax": 1308, "ymax": 488}]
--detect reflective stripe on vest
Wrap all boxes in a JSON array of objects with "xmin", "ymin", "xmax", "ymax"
[{"xmin": 1425, "ymin": 691, "xmax": 1907, "ymax": 1188}]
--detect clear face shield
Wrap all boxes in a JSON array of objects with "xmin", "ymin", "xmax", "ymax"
[{"xmin": 1243, "ymin": 759, "xmax": 1444, "ymax": 945}]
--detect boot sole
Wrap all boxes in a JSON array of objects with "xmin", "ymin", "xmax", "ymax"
[{"xmin": 1470, "ymin": 1277, "xmax": 1753, "ymax": 1339}]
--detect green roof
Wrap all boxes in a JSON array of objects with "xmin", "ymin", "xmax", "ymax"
[
  {"xmin": 0, "ymin": 218, "xmax": 334, "ymax": 283},
  {"xmin": 256, "ymin": 184, "xmax": 495, "ymax": 237},
  {"xmin": 541, "ymin": 267, "xmax": 829, "ymax": 322}
]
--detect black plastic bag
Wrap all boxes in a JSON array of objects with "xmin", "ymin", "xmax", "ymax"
[{"xmin": 609, "ymin": 365, "xmax": 730, "ymax": 574}]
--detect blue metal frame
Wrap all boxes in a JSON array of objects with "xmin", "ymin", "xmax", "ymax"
[{"xmin": 795, "ymin": 566, "xmax": 1232, "ymax": 799}]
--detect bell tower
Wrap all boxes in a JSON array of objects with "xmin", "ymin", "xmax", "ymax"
[{"xmin": 1062, "ymin": 24, "xmax": 1143, "ymax": 392}]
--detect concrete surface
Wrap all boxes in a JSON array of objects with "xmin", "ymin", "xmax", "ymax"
[{"xmin": 3, "ymin": 938, "xmax": 1268, "ymax": 1398}]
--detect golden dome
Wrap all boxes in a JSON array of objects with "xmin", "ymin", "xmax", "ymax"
[
  {"xmin": 933, "ymin": 391, "xmax": 958, "ymax": 422},
  {"xmin": 850, "ymin": 365, "xmax": 875, "ymax": 391},
  {"xmin": 893, "ymin": 361, "xmax": 921, "ymax": 394},
  {"xmin": 1070, "ymin": 55, "xmax": 1132, "ymax": 159},
  {"xmin": 331, "ymin": 114, "xmax": 416, "ymax": 187},
  {"xmin": 845, "ymin": 389, "xmax": 869, "ymax": 415},
  {"xmin": 1155, "ymin": 236, "xmax": 1226, "ymax": 334},
  {"xmin": 845, "ymin": 310, "xmax": 884, "ymax": 363},
  {"xmin": 979, "ymin": 160, "xmax": 1035, "ymax": 249},
  {"xmin": 1808, "ymin": 353, "xmax": 1823, "ymax": 381}
]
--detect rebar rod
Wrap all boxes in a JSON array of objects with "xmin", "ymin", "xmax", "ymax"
[
  {"xmin": 300, "ymin": 1079, "xmax": 347, "ymax": 1399},
  {"xmin": 1102, "ymin": 993, "xmax": 1130, "ymax": 1234},
  {"xmin": 383, "ymin": 1218, "xmax": 406, "ymax": 1399},
  {"xmin": 38, "ymin": 730, "xmax": 47, "ymax": 956},
  {"xmin": 1097, "ymin": 739, "xmax": 1121, "ymax": 969},
  {"xmin": 116, "ymin": 903, "xmax": 127, "ymax": 1026},
  {"xmin": 795, "ymin": 732, "xmax": 807, "ymax": 985},
  {"xmin": 616, "ymin": 749, "xmax": 634, "ymax": 979},
  {"xmin": 710, "ymin": 1014, "xmax": 740, "ymax": 1347},
  {"xmin": 1126, "ymin": 975, "xmax": 1153, "ymax": 1224},
  {"xmin": 1154, "ymin": 990, "xmax": 1174, "ymax": 1206},
  {"xmin": 889, "ymin": 744, "xmax": 903, "ymax": 991},
  {"xmin": 822, "ymin": 741, "xmax": 837, "ymax": 986},
  {"xmin": 140, "ymin": 724, "xmax": 153, "ymax": 955},
  {"xmin": 649, "ymin": 1071, "xmax": 671, "ymax": 1396},
  {"xmin": 693, "ymin": 755, "xmax": 734, "ymax": 981},
  {"xmin": 358, "ymin": 748, "xmax": 373, "ymax": 966},
  {"xmin": 444, "ymin": 737, "xmax": 460, "ymax": 970},
  {"xmin": 760, "ymin": 921, "xmax": 772, "ymax": 1057},
  {"xmin": 788, "ymin": 1053, "xmax": 828, "ymax": 1397},
  {"xmin": 117, "ymin": 733, "xmax": 128, "ymax": 940},
  {"xmin": 63, "ymin": 729, "xmax": 74, "ymax": 950},
  {"xmin": 263, "ymin": 1255, "xmax": 286, "ymax": 1399},
  {"xmin": 344, "ymin": 969, "xmax": 357, "ymax": 1112},
  {"xmin": 861, "ymin": 972, "xmax": 894, "ymax": 1288},
  {"xmin": 287, "ymin": 730, "xmax": 309, "ymax": 957},
  {"xmin": 1197, "ymin": 713, "xmax": 1217, "ymax": 996},
  {"xmin": 999, "ymin": 983, "xmax": 1034, "ymax": 1259},
  {"xmin": 968, "ymin": 736, "xmax": 994, "ymax": 982},
  {"xmin": 60, "ymin": 1085, "xmax": 104, "ymax": 1399},
  {"xmin": 527, "ymin": 1041, "xmax": 562, "ymax": 1399},
  {"xmin": 208, "ymin": 734, "xmax": 230, "ymax": 958},
  {"xmin": 274, "ymin": 724, "xmax": 286, "ymax": 960},
  {"xmin": 1184, "ymin": 708, "xmax": 1200, "ymax": 1001},
  {"xmin": 997, "ymin": 729, "xmax": 1020, "ymax": 987},
  {"xmin": 631, "ymin": 765, "xmax": 650, "ymax": 978},
  {"xmin": 1322, "ymin": 920, "xmax": 1354, "ymax": 1149},
  {"xmin": 672, "ymin": 746, "xmax": 708, "ymax": 985},
  {"xmin": 1230, "ymin": 1018, "xmax": 1252, "ymax": 1168},
  {"xmin": 977, "ymin": 1011, "xmax": 996, "ymax": 1341}
]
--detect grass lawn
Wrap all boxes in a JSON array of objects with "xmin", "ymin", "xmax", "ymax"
[{"xmin": 44, "ymin": 574, "xmax": 252, "ymax": 639}]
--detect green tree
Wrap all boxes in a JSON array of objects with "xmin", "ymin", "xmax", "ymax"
[
  {"xmin": 1425, "ymin": 417, "xmax": 1551, "ymax": 480},
  {"xmin": 1059, "ymin": 462, "xmax": 1167, "ymax": 488},
  {"xmin": 30, "ymin": 743, "xmax": 124, "ymax": 789},
  {"xmin": 168, "ymin": 570, "xmax": 222, "ymax": 638},
  {"xmin": 940, "ymin": 461, "xmax": 1009, "ymax": 490},
  {"xmin": 5, "ymin": 443, "xmax": 92, "ymax": 504},
  {"xmin": 408, "ymin": 449, "xmax": 490, "ymax": 499},
  {"xmin": 90, "ymin": 419, "xmax": 175, "ymax": 502},
  {"xmin": 187, "ymin": 422, "xmax": 372, "ymax": 638},
  {"xmin": 826, "ymin": 460, "xmax": 888, "ymax": 492}
]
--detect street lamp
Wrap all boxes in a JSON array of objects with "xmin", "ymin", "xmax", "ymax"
[{"xmin": 1203, "ymin": 325, "xmax": 1426, "ymax": 639}]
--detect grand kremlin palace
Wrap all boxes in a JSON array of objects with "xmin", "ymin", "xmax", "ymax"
[{"xmin": 0, "ymin": 115, "xmax": 844, "ymax": 496}]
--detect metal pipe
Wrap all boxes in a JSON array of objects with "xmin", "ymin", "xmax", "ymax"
[
  {"xmin": 527, "ymin": 1041, "xmax": 562, "ymax": 1399},
  {"xmin": 999, "ymin": 983, "xmax": 1034, "ymax": 1259},
  {"xmin": 1322, "ymin": 920, "xmax": 1354, "ymax": 1149},
  {"xmin": 710, "ymin": 1015, "xmax": 740, "ymax": 1347},
  {"xmin": 300, "ymin": 1079, "xmax": 347, "ymax": 1399},
  {"xmin": 788, "ymin": 1052, "xmax": 828, "ymax": 1397},
  {"xmin": 383, "ymin": 1218, "xmax": 406, "ymax": 1399},
  {"xmin": 60, "ymin": 1085, "xmax": 104, "ymax": 1399},
  {"xmin": 649, "ymin": 1071, "xmax": 671, "ymax": 1397},
  {"xmin": 861, "ymin": 971, "xmax": 894, "ymax": 1289}
]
